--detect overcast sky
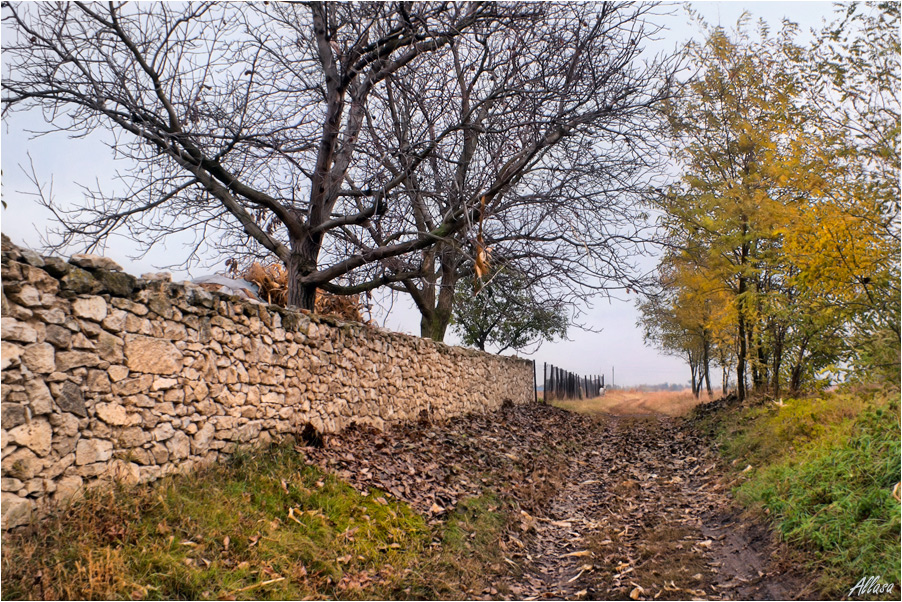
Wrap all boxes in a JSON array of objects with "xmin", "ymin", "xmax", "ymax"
[{"xmin": 0, "ymin": 1, "xmax": 837, "ymax": 387}]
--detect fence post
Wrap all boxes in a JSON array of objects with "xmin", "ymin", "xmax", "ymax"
[
  {"xmin": 533, "ymin": 360, "xmax": 538, "ymax": 404},
  {"xmin": 543, "ymin": 362, "xmax": 548, "ymax": 403}
]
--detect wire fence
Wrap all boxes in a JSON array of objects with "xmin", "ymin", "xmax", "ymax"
[{"xmin": 542, "ymin": 363, "xmax": 604, "ymax": 401}]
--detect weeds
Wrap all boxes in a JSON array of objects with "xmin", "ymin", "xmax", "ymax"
[
  {"xmin": 1, "ymin": 444, "xmax": 512, "ymax": 600},
  {"xmin": 708, "ymin": 388, "xmax": 901, "ymax": 598}
]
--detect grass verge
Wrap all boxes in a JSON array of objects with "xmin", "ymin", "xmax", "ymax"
[
  {"xmin": 1, "ymin": 444, "xmax": 512, "ymax": 600},
  {"xmin": 700, "ymin": 387, "xmax": 901, "ymax": 598}
]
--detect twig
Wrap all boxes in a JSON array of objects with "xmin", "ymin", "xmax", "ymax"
[{"xmin": 228, "ymin": 577, "xmax": 286, "ymax": 595}]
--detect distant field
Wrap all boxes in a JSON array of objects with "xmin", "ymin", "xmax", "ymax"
[{"xmin": 549, "ymin": 388, "xmax": 714, "ymax": 417}]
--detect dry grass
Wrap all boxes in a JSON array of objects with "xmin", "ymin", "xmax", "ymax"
[
  {"xmin": 552, "ymin": 388, "xmax": 713, "ymax": 417},
  {"xmin": 241, "ymin": 261, "xmax": 369, "ymax": 322}
]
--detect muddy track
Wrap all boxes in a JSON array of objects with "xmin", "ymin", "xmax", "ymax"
[{"xmin": 505, "ymin": 412, "xmax": 814, "ymax": 601}]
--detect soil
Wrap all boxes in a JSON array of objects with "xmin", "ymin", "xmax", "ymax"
[
  {"xmin": 301, "ymin": 395, "xmax": 817, "ymax": 601},
  {"xmin": 504, "ymin": 408, "xmax": 817, "ymax": 601}
]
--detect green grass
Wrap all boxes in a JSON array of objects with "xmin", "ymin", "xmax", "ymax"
[
  {"xmin": 708, "ymin": 388, "xmax": 901, "ymax": 598},
  {"xmin": 1, "ymin": 444, "xmax": 513, "ymax": 600}
]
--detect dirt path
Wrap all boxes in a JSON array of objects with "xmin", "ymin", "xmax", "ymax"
[{"xmin": 505, "ymin": 409, "xmax": 814, "ymax": 601}]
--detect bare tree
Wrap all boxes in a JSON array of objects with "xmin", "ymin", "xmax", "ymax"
[
  {"xmin": 2, "ymin": 1, "xmax": 506, "ymax": 308},
  {"xmin": 350, "ymin": 2, "xmax": 674, "ymax": 339},
  {"xmin": 2, "ymin": 1, "xmax": 671, "ymax": 317}
]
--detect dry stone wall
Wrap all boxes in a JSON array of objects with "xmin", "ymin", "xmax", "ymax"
[{"xmin": 0, "ymin": 236, "xmax": 534, "ymax": 528}]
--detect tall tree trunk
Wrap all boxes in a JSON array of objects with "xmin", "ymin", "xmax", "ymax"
[
  {"xmin": 772, "ymin": 333, "xmax": 783, "ymax": 399},
  {"xmin": 287, "ymin": 236, "xmax": 319, "ymax": 310},
  {"xmin": 703, "ymin": 337, "xmax": 713, "ymax": 397}
]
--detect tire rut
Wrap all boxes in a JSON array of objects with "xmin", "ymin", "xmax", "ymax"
[{"xmin": 505, "ymin": 412, "xmax": 811, "ymax": 601}]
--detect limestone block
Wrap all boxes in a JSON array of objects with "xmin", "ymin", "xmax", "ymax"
[
  {"xmin": 167, "ymin": 431, "xmax": 190, "ymax": 460},
  {"xmin": 72, "ymin": 296, "xmax": 108, "ymax": 322},
  {"xmin": 10, "ymin": 284, "xmax": 42, "ymax": 307},
  {"xmin": 95, "ymin": 402, "xmax": 128, "ymax": 426},
  {"xmin": 50, "ymin": 412, "xmax": 81, "ymax": 437},
  {"xmin": 1, "ymin": 403, "xmax": 27, "ymax": 429},
  {"xmin": 93, "ymin": 270, "xmax": 137, "ymax": 297},
  {"xmin": 3, "ymin": 448, "xmax": 43, "ymax": 480},
  {"xmin": 153, "ymin": 422, "xmax": 175, "ymax": 442},
  {"xmin": 125, "ymin": 336, "xmax": 182, "ymax": 374},
  {"xmin": 1, "ymin": 318, "xmax": 37, "ymax": 343},
  {"xmin": 1, "ymin": 477, "xmax": 24, "ymax": 492},
  {"xmin": 108, "ymin": 365, "xmax": 129, "ymax": 382},
  {"xmin": 1, "ymin": 341, "xmax": 23, "ymax": 370},
  {"xmin": 69, "ymin": 253, "xmax": 122, "ymax": 272},
  {"xmin": 74, "ymin": 438, "xmax": 113, "ymax": 465},
  {"xmin": 31, "ymin": 306, "xmax": 65, "ymax": 326},
  {"xmin": 101, "ymin": 309, "xmax": 128, "ymax": 333},
  {"xmin": 44, "ymin": 453, "xmax": 75, "ymax": 479},
  {"xmin": 55, "ymin": 350, "xmax": 99, "ymax": 372},
  {"xmin": 43, "ymin": 324, "xmax": 72, "ymax": 349},
  {"xmin": 86, "ymin": 370, "xmax": 112, "ymax": 393},
  {"xmin": 53, "ymin": 382, "xmax": 87, "ymax": 417},
  {"xmin": 21, "ymin": 343, "xmax": 55, "ymax": 373},
  {"xmin": 1, "ymin": 492, "xmax": 32, "ymax": 529},
  {"xmin": 8, "ymin": 419, "xmax": 52, "ymax": 456},
  {"xmin": 150, "ymin": 443, "xmax": 169, "ymax": 464},
  {"xmin": 60, "ymin": 267, "xmax": 104, "ymax": 295},
  {"xmin": 54, "ymin": 475, "xmax": 83, "ymax": 504},
  {"xmin": 95, "ymin": 331, "xmax": 124, "ymax": 363}
]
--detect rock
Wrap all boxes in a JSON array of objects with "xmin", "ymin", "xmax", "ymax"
[
  {"xmin": 69, "ymin": 253, "xmax": 123, "ymax": 272},
  {"xmin": 10, "ymin": 284, "xmax": 42, "ymax": 307},
  {"xmin": 95, "ymin": 402, "xmax": 128, "ymax": 426},
  {"xmin": 1, "ymin": 492, "xmax": 32, "ymax": 529},
  {"xmin": 153, "ymin": 422, "xmax": 175, "ymax": 442},
  {"xmin": 18, "ymin": 249, "xmax": 45, "ymax": 268},
  {"xmin": 25, "ymin": 380, "xmax": 54, "ymax": 415},
  {"xmin": 151, "ymin": 443, "xmax": 169, "ymax": 464},
  {"xmin": 125, "ymin": 336, "xmax": 182, "ymax": 374},
  {"xmin": 86, "ymin": 370, "xmax": 112, "ymax": 393},
  {"xmin": 8, "ymin": 420, "xmax": 52, "ymax": 456},
  {"xmin": 117, "ymin": 427, "xmax": 148, "ymax": 447},
  {"xmin": 192, "ymin": 423, "xmax": 216, "ymax": 454},
  {"xmin": 95, "ymin": 331, "xmax": 124, "ymax": 363},
  {"xmin": 44, "ymin": 324, "xmax": 72, "ymax": 349},
  {"xmin": 1, "ymin": 404, "xmax": 27, "ymax": 429},
  {"xmin": 41, "ymin": 256, "xmax": 71, "ymax": 278},
  {"xmin": 3, "ymin": 448, "xmax": 42, "ymax": 480},
  {"xmin": 108, "ymin": 365, "xmax": 129, "ymax": 382},
  {"xmin": 101, "ymin": 309, "xmax": 127, "ymax": 333},
  {"xmin": 111, "ymin": 297, "xmax": 148, "ymax": 316},
  {"xmin": 1, "ymin": 341, "xmax": 23, "ymax": 370},
  {"xmin": 93, "ymin": 270, "xmax": 137, "ymax": 296},
  {"xmin": 60, "ymin": 267, "xmax": 103, "ymax": 295},
  {"xmin": 1, "ymin": 318, "xmax": 37, "ymax": 343},
  {"xmin": 54, "ymin": 475, "xmax": 83, "ymax": 504},
  {"xmin": 21, "ymin": 343, "xmax": 55, "ymax": 373},
  {"xmin": 74, "ymin": 438, "xmax": 113, "ymax": 465},
  {"xmin": 55, "ymin": 350, "xmax": 100, "ymax": 372},
  {"xmin": 1, "ymin": 477, "xmax": 24, "ymax": 492},
  {"xmin": 167, "ymin": 431, "xmax": 190, "ymax": 460},
  {"xmin": 142, "ymin": 272, "xmax": 172, "ymax": 282},
  {"xmin": 44, "ymin": 453, "xmax": 75, "ymax": 479},
  {"xmin": 72, "ymin": 296, "xmax": 108, "ymax": 322},
  {"xmin": 54, "ymin": 382, "xmax": 87, "ymax": 417}
]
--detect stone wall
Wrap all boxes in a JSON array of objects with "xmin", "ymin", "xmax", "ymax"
[{"xmin": 0, "ymin": 237, "xmax": 534, "ymax": 528}]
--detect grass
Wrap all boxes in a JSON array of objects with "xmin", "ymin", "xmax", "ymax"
[
  {"xmin": 703, "ymin": 387, "xmax": 901, "ymax": 598},
  {"xmin": 553, "ymin": 388, "xmax": 711, "ymax": 417},
  {"xmin": 1, "ymin": 444, "xmax": 513, "ymax": 600}
]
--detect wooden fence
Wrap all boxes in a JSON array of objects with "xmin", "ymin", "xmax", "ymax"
[{"xmin": 542, "ymin": 363, "xmax": 604, "ymax": 401}]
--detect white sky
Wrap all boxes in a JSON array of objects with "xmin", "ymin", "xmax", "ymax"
[{"xmin": 0, "ymin": 1, "xmax": 837, "ymax": 387}]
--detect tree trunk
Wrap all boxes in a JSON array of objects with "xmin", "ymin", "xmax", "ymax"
[
  {"xmin": 703, "ymin": 337, "xmax": 713, "ymax": 397},
  {"xmin": 286, "ymin": 237, "xmax": 319, "ymax": 310}
]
